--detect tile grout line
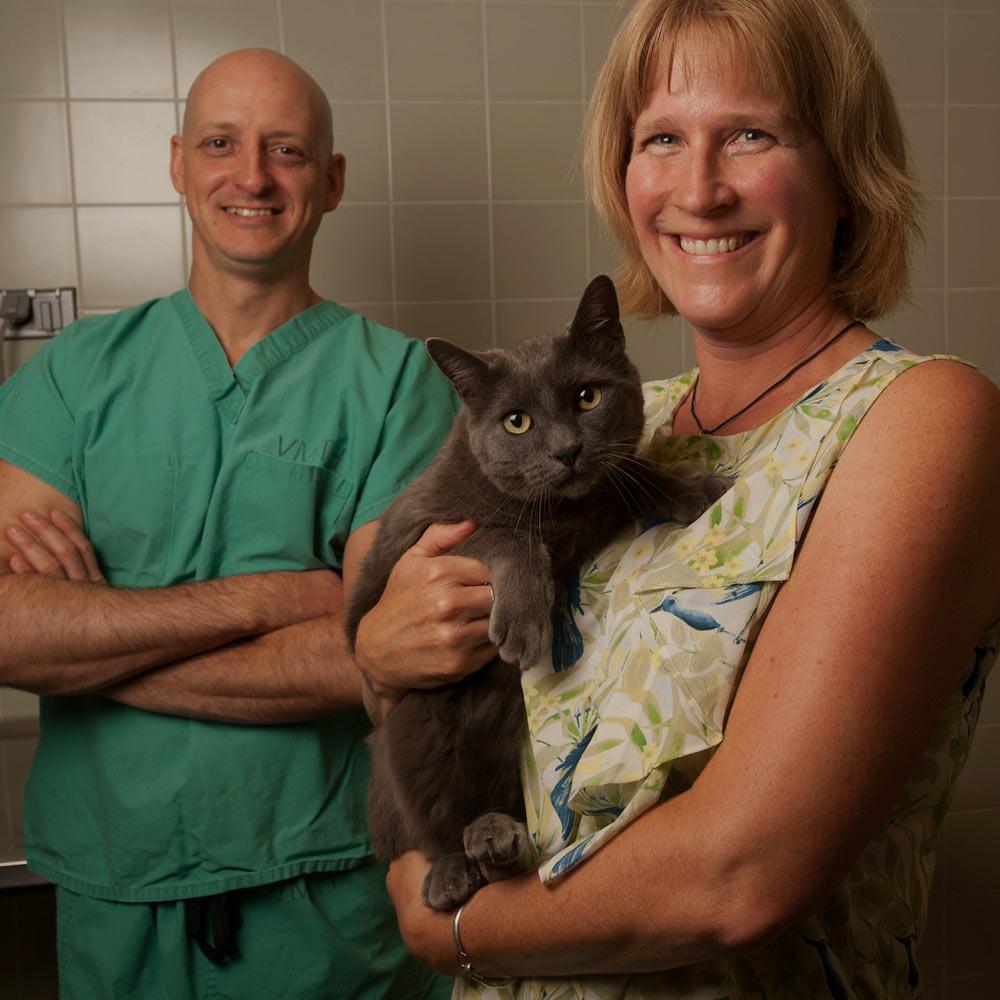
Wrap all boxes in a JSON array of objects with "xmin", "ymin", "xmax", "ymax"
[
  {"xmin": 943, "ymin": 9, "xmax": 950, "ymax": 357},
  {"xmin": 167, "ymin": 0, "xmax": 188, "ymax": 283},
  {"xmin": 378, "ymin": 0, "xmax": 399, "ymax": 328},
  {"xmin": 275, "ymin": 0, "xmax": 286, "ymax": 56},
  {"xmin": 57, "ymin": 0, "xmax": 85, "ymax": 314},
  {"xmin": 481, "ymin": 0, "xmax": 498, "ymax": 348},
  {"xmin": 7, "ymin": 95, "xmax": 1000, "ymax": 110}
]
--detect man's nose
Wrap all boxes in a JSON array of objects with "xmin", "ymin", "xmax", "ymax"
[
  {"xmin": 234, "ymin": 147, "xmax": 273, "ymax": 195},
  {"xmin": 674, "ymin": 149, "xmax": 736, "ymax": 215}
]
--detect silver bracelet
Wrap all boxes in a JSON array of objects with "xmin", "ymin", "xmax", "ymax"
[{"xmin": 452, "ymin": 902, "xmax": 513, "ymax": 988}]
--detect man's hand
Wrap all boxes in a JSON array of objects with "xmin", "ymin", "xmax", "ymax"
[
  {"xmin": 354, "ymin": 521, "xmax": 497, "ymax": 708},
  {"xmin": 5, "ymin": 508, "xmax": 106, "ymax": 582}
]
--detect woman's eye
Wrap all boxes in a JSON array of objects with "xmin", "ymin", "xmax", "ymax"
[
  {"xmin": 646, "ymin": 133, "xmax": 678, "ymax": 150},
  {"xmin": 502, "ymin": 412, "xmax": 532, "ymax": 435},
  {"xmin": 576, "ymin": 387, "xmax": 603, "ymax": 411},
  {"xmin": 739, "ymin": 129, "xmax": 773, "ymax": 144}
]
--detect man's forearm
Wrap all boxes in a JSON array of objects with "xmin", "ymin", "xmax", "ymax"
[
  {"xmin": 101, "ymin": 614, "xmax": 363, "ymax": 724},
  {"xmin": 0, "ymin": 571, "xmax": 337, "ymax": 695}
]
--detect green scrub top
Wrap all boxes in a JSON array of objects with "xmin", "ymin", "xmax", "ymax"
[{"xmin": 0, "ymin": 290, "xmax": 460, "ymax": 901}]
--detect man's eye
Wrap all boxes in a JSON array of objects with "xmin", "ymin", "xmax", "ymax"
[
  {"xmin": 203, "ymin": 138, "xmax": 231, "ymax": 154},
  {"xmin": 273, "ymin": 145, "xmax": 305, "ymax": 160}
]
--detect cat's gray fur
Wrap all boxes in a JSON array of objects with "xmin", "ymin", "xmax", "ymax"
[{"xmin": 345, "ymin": 275, "xmax": 725, "ymax": 911}]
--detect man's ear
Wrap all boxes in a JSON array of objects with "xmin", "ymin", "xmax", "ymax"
[
  {"xmin": 324, "ymin": 153, "xmax": 346, "ymax": 213},
  {"xmin": 169, "ymin": 135, "xmax": 185, "ymax": 196}
]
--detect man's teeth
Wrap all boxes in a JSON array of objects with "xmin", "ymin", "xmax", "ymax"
[
  {"xmin": 226, "ymin": 207, "xmax": 275, "ymax": 216},
  {"xmin": 679, "ymin": 234, "xmax": 750, "ymax": 255}
]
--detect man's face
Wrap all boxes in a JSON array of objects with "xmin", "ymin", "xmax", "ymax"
[{"xmin": 170, "ymin": 54, "xmax": 344, "ymax": 281}]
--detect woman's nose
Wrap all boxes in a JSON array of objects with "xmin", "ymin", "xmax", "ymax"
[{"xmin": 674, "ymin": 151, "xmax": 736, "ymax": 215}]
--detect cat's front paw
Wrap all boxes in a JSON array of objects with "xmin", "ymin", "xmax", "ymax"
[
  {"xmin": 661, "ymin": 470, "xmax": 733, "ymax": 524},
  {"xmin": 703, "ymin": 473, "xmax": 732, "ymax": 504},
  {"xmin": 489, "ymin": 605, "xmax": 552, "ymax": 669},
  {"xmin": 421, "ymin": 853, "xmax": 484, "ymax": 911},
  {"xmin": 464, "ymin": 812, "xmax": 531, "ymax": 882},
  {"xmin": 488, "ymin": 577, "xmax": 555, "ymax": 668}
]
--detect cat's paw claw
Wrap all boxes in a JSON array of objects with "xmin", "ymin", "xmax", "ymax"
[
  {"xmin": 489, "ymin": 598, "xmax": 553, "ymax": 668},
  {"xmin": 493, "ymin": 620, "xmax": 551, "ymax": 669},
  {"xmin": 421, "ymin": 853, "xmax": 484, "ymax": 912},
  {"xmin": 464, "ymin": 812, "xmax": 530, "ymax": 881}
]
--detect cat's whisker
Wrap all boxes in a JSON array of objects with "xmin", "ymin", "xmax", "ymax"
[
  {"xmin": 609, "ymin": 462, "xmax": 661, "ymax": 512},
  {"xmin": 479, "ymin": 485, "xmax": 519, "ymax": 530},
  {"xmin": 601, "ymin": 462, "xmax": 642, "ymax": 523},
  {"xmin": 602, "ymin": 455, "xmax": 665, "ymax": 522},
  {"xmin": 597, "ymin": 454, "xmax": 657, "ymax": 511}
]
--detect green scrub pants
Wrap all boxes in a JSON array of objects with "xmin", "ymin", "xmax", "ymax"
[{"xmin": 55, "ymin": 866, "xmax": 453, "ymax": 1000}]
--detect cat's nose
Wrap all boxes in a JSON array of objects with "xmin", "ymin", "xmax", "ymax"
[{"xmin": 552, "ymin": 444, "xmax": 582, "ymax": 468}]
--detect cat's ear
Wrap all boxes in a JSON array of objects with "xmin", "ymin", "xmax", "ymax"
[
  {"xmin": 426, "ymin": 339, "xmax": 491, "ymax": 402},
  {"xmin": 568, "ymin": 275, "xmax": 625, "ymax": 354}
]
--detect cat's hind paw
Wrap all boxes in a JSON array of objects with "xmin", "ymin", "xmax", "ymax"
[
  {"xmin": 464, "ymin": 812, "xmax": 531, "ymax": 882},
  {"xmin": 421, "ymin": 852, "xmax": 485, "ymax": 911}
]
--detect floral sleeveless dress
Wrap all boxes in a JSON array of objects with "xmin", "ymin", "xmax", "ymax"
[{"xmin": 454, "ymin": 341, "xmax": 997, "ymax": 1000}]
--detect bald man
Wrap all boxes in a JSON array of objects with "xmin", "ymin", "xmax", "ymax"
[{"xmin": 0, "ymin": 50, "xmax": 482, "ymax": 998}]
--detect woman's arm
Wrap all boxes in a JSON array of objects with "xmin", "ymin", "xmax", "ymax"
[{"xmin": 389, "ymin": 359, "xmax": 1000, "ymax": 977}]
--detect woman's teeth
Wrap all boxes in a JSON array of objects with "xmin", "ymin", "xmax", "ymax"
[
  {"xmin": 679, "ymin": 234, "xmax": 750, "ymax": 255},
  {"xmin": 226, "ymin": 207, "xmax": 275, "ymax": 216}
]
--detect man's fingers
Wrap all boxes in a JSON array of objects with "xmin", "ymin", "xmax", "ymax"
[
  {"xmin": 410, "ymin": 520, "xmax": 478, "ymax": 558},
  {"xmin": 9, "ymin": 554, "xmax": 30, "ymax": 573},
  {"xmin": 8, "ymin": 509, "xmax": 103, "ymax": 583},
  {"xmin": 5, "ymin": 523, "xmax": 69, "ymax": 578},
  {"xmin": 50, "ymin": 508, "xmax": 105, "ymax": 583}
]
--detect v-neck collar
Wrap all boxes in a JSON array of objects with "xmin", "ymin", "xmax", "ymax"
[{"xmin": 170, "ymin": 290, "xmax": 350, "ymax": 422}]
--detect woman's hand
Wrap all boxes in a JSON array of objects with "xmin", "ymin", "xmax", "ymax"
[
  {"xmin": 3, "ymin": 508, "xmax": 106, "ymax": 583},
  {"xmin": 386, "ymin": 851, "xmax": 458, "ymax": 973},
  {"xmin": 354, "ymin": 521, "xmax": 497, "ymax": 705}
]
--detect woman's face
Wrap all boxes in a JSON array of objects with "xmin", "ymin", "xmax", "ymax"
[{"xmin": 624, "ymin": 41, "xmax": 843, "ymax": 338}]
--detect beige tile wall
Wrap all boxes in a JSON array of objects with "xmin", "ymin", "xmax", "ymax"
[{"xmin": 1, "ymin": 0, "xmax": 998, "ymax": 989}]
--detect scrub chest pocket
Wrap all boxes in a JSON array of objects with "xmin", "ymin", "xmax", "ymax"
[
  {"xmin": 228, "ymin": 450, "xmax": 354, "ymax": 570},
  {"xmin": 84, "ymin": 452, "xmax": 178, "ymax": 587}
]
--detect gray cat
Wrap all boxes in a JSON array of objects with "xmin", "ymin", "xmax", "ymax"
[{"xmin": 345, "ymin": 275, "xmax": 725, "ymax": 911}]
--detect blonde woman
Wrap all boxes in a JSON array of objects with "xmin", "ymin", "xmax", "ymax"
[{"xmin": 385, "ymin": 1, "xmax": 1000, "ymax": 997}]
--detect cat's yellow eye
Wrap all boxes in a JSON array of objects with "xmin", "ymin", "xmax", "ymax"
[
  {"xmin": 502, "ymin": 411, "xmax": 532, "ymax": 435},
  {"xmin": 576, "ymin": 386, "xmax": 603, "ymax": 411}
]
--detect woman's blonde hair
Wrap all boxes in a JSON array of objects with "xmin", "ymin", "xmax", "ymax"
[{"xmin": 584, "ymin": 0, "xmax": 921, "ymax": 320}]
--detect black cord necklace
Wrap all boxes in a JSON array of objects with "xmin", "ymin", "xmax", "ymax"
[{"xmin": 689, "ymin": 319, "xmax": 862, "ymax": 435}]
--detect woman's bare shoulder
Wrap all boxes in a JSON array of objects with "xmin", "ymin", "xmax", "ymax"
[
  {"xmin": 818, "ymin": 355, "xmax": 1000, "ymax": 621},
  {"xmin": 859, "ymin": 357, "xmax": 1000, "ymax": 448}
]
